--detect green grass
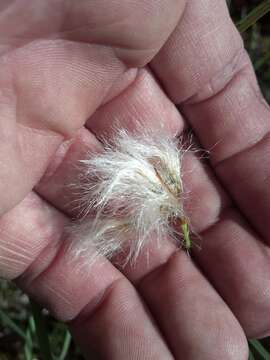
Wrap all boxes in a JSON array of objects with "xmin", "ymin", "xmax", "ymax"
[
  {"xmin": 237, "ymin": 0, "xmax": 270, "ymax": 33},
  {"xmin": 0, "ymin": 1, "xmax": 270, "ymax": 359},
  {"xmin": 233, "ymin": 0, "xmax": 270, "ymax": 102},
  {"xmin": 249, "ymin": 340, "xmax": 270, "ymax": 360},
  {"xmin": 0, "ymin": 281, "xmax": 82, "ymax": 359}
]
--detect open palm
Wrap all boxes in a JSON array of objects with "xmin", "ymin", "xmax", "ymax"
[{"xmin": 1, "ymin": 1, "xmax": 270, "ymax": 359}]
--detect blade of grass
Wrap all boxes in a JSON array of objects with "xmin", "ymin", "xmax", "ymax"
[
  {"xmin": 24, "ymin": 327, "xmax": 33, "ymax": 360},
  {"xmin": 30, "ymin": 300, "xmax": 53, "ymax": 360},
  {"xmin": 249, "ymin": 349, "xmax": 256, "ymax": 360},
  {"xmin": 249, "ymin": 339, "xmax": 270, "ymax": 360},
  {"xmin": 24, "ymin": 343, "xmax": 32, "ymax": 360},
  {"xmin": 237, "ymin": 0, "xmax": 270, "ymax": 33},
  {"xmin": 58, "ymin": 330, "xmax": 72, "ymax": 360},
  {"xmin": 29, "ymin": 315, "xmax": 36, "ymax": 335},
  {"xmin": 0, "ymin": 307, "xmax": 27, "ymax": 341},
  {"xmin": 255, "ymin": 48, "xmax": 270, "ymax": 70}
]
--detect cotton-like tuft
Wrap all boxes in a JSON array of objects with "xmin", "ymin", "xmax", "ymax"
[{"xmin": 70, "ymin": 129, "xmax": 192, "ymax": 265}]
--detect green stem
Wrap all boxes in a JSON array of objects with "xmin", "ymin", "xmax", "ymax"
[
  {"xmin": 0, "ymin": 307, "xmax": 26, "ymax": 340},
  {"xmin": 181, "ymin": 220, "xmax": 192, "ymax": 250},
  {"xmin": 24, "ymin": 327, "xmax": 33, "ymax": 360},
  {"xmin": 58, "ymin": 330, "xmax": 72, "ymax": 360},
  {"xmin": 249, "ymin": 339, "xmax": 270, "ymax": 360},
  {"xmin": 248, "ymin": 350, "xmax": 255, "ymax": 360},
  {"xmin": 248, "ymin": 351, "xmax": 255, "ymax": 360},
  {"xmin": 30, "ymin": 300, "xmax": 53, "ymax": 360},
  {"xmin": 237, "ymin": 0, "xmax": 270, "ymax": 33},
  {"xmin": 255, "ymin": 48, "xmax": 270, "ymax": 70}
]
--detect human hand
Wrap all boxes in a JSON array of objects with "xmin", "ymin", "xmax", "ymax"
[{"xmin": 0, "ymin": 1, "xmax": 269, "ymax": 359}]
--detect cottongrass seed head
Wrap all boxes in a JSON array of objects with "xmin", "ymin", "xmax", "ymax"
[{"xmin": 69, "ymin": 128, "xmax": 192, "ymax": 266}]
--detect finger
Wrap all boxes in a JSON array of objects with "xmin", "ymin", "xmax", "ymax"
[
  {"xmin": 60, "ymin": 0, "xmax": 186, "ymax": 67},
  {"xmin": 151, "ymin": 0, "xmax": 244, "ymax": 103},
  {"xmin": 1, "ymin": 193, "xmax": 173, "ymax": 359},
  {"xmin": 0, "ymin": 0, "xmax": 185, "ymax": 67},
  {"xmin": 87, "ymin": 68, "xmax": 184, "ymax": 137},
  {"xmin": 150, "ymin": 0, "xmax": 270, "ymax": 243},
  {"xmin": 0, "ymin": 192, "xmax": 65, "ymax": 280},
  {"xmin": 70, "ymin": 279, "xmax": 173, "ymax": 359},
  {"xmin": 139, "ymin": 252, "xmax": 248, "ymax": 360},
  {"xmin": 36, "ymin": 127, "xmax": 103, "ymax": 216},
  {"xmin": 193, "ymin": 208, "xmax": 270, "ymax": 339}
]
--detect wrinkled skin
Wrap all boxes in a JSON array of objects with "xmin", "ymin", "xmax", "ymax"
[{"xmin": 0, "ymin": 1, "xmax": 270, "ymax": 359}]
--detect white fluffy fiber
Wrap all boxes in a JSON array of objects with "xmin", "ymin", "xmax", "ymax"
[{"xmin": 71, "ymin": 129, "xmax": 191, "ymax": 265}]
